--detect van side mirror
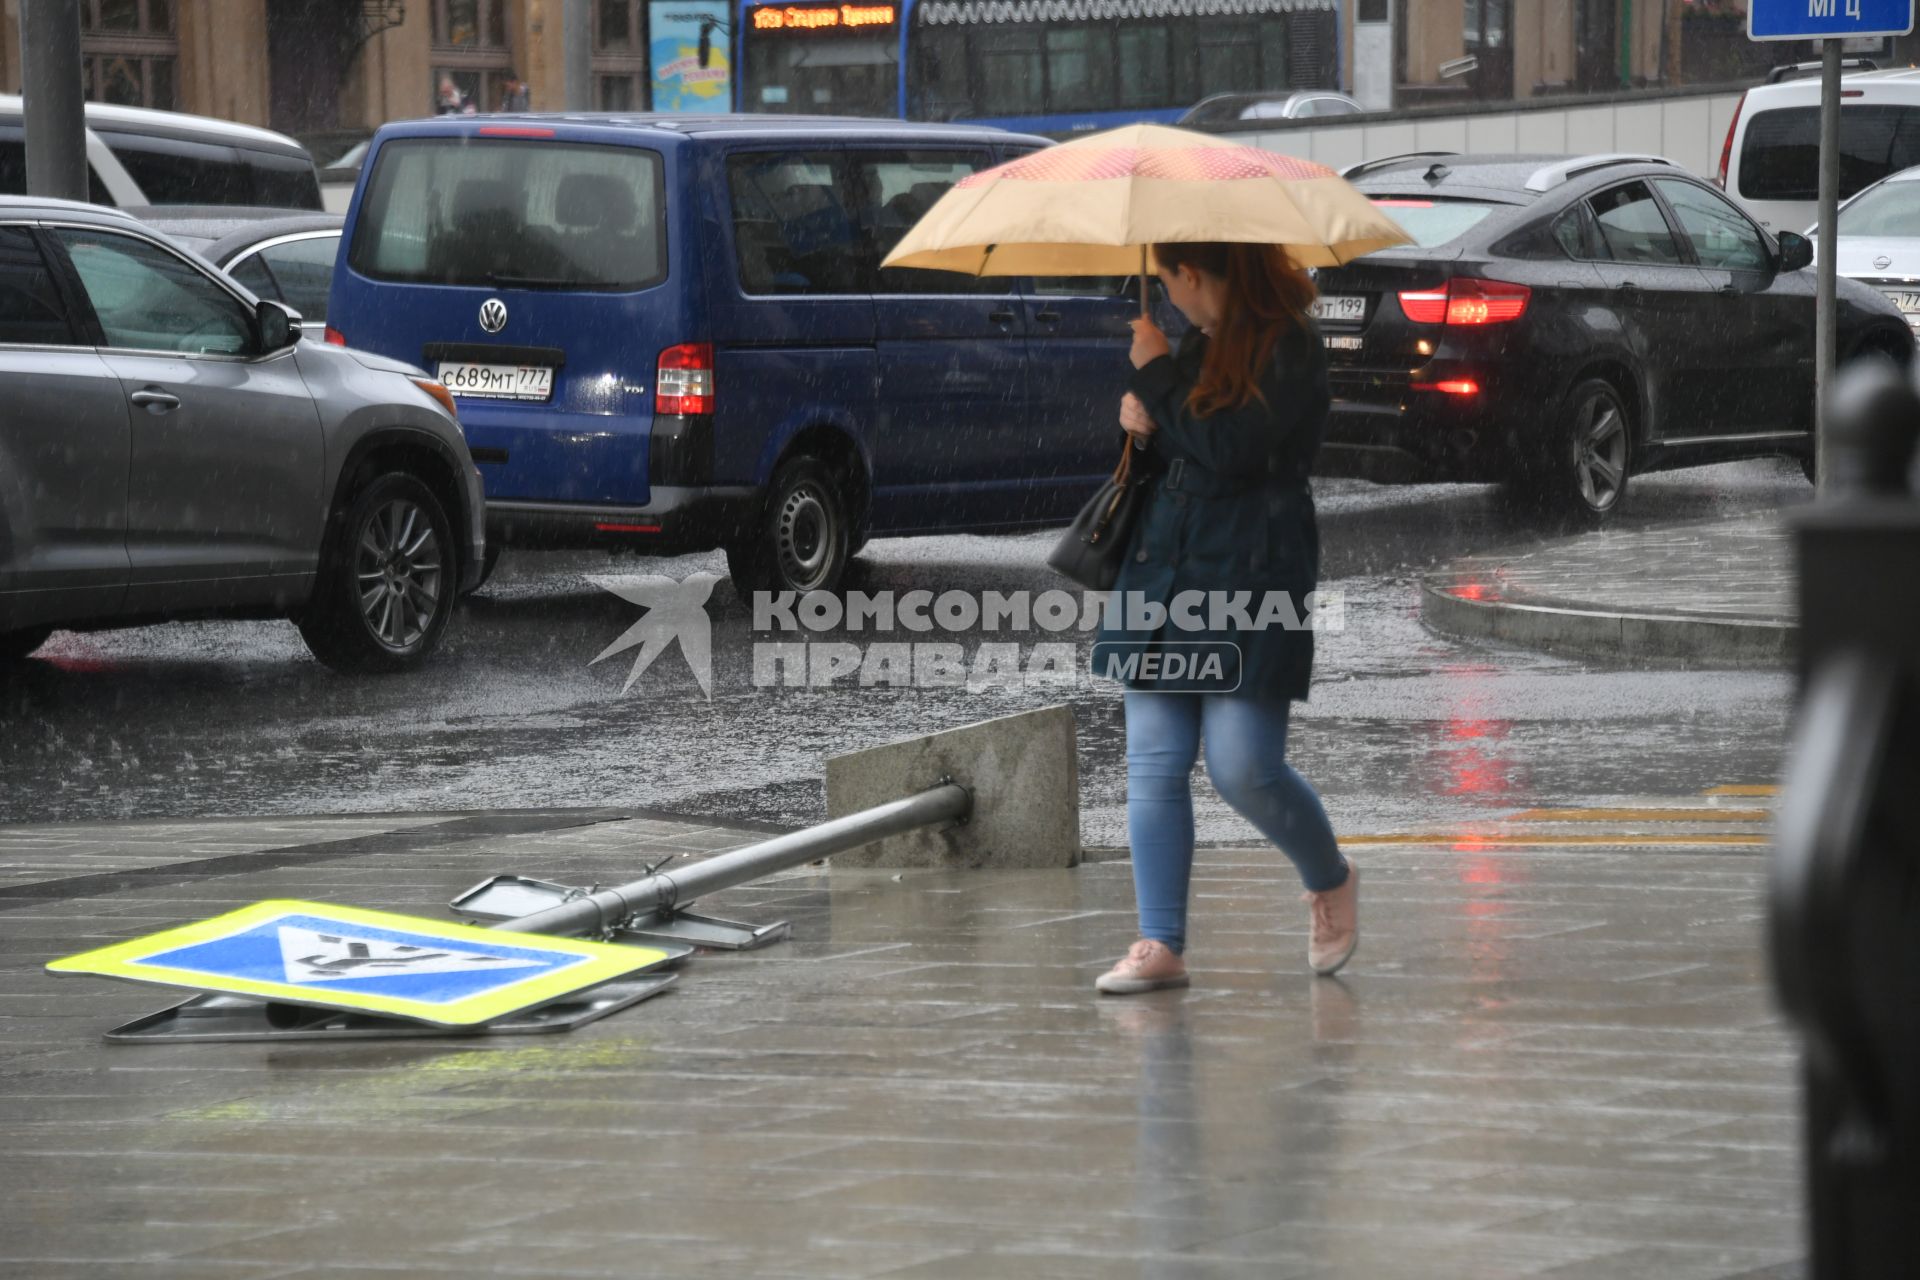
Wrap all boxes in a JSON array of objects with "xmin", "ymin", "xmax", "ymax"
[
  {"xmin": 256, "ymin": 299, "xmax": 299, "ymax": 352},
  {"xmin": 1778, "ymin": 231, "xmax": 1814, "ymax": 273}
]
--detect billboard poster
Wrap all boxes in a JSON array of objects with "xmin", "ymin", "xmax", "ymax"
[{"xmin": 651, "ymin": 1, "xmax": 733, "ymax": 112}]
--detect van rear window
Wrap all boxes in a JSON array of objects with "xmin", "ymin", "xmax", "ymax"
[
  {"xmin": 1739, "ymin": 105, "xmax": 1920, "ymax": 203},
  {"xmin": 348, "ymin": 139, "xmax": 666, "ymax": 291}
]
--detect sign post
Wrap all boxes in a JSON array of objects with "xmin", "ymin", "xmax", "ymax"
[{"xmin": 1750, "ymin": 0, "xmax": 1916, "ymax": 496}]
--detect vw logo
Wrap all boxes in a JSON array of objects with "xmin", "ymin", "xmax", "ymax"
[
  {"xmin": 478, "ymin": 298, "xmax": 508, "ymax": 334},
  {"xmin": 1874, "ymin": 255, "xmax": 1894, "ymax": 271}
]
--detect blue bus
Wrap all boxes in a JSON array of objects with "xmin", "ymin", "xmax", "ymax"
[{"xmin": 734, "ymin": 0, "xmax": 1340, "ymax": 132}]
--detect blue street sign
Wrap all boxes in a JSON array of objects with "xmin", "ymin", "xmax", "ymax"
[
  {"xmin": 1750, "ymin": 0, "xmax": 1914, "ymax": 41},
  {"xmin": 49, "ymin": 900, "xmax": 674, "ymax": 1025}
]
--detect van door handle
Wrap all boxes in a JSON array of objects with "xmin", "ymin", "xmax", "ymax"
[
  {"xmin": 988, "ymin": 308, "xmax": 1016, "ymax": 326},
  {"xmin": 1033, "ymin": 309, "xmax": 1062, "ymax": 324},
  {"xmin": 130, "ymin": 388, "xmax": 180, "ymax": 414}
]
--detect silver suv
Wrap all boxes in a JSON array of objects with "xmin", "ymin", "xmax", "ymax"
[{"xmin": 0, "ymin": 198, "xmax": 483, "ymax": 672}]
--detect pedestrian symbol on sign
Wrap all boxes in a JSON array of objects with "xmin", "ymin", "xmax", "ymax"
[
  {"xmin": 277, "ymin": 926, "xmax": 546, "ymax": 983},
  {"xmin": 46, "ymin": 900, "xmax": 676, "ymax": 1027}
]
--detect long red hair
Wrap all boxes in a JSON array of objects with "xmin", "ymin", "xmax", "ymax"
[{"xmin": 1151, "ymin": 242, "xmax": 1316, "ymax": 417}]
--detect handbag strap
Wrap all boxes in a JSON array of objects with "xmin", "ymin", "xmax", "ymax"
[{"xmin": 1113, "ymin": 443, "xmax": 1134, "ymax": 486}]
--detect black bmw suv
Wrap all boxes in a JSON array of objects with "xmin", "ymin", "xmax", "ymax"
[{"xmin": 1312, "ymin": 152, "xmax": 1912, "ymax": 519}]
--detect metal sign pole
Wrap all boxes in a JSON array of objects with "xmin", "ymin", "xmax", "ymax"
[
  {"xmin": 20, "ymin": 0, "xmax": 89, "ymax": 202},
  {"xmin": 479, "ymin": 781, "xmax": 973, "ymax": 948},
  {"xmin": 564, "ymin": 0, "xmax": 592, "ymax": 111},
  {"xmin": 1816, "ymin": 39, "xmax": 1842, "ymax": 498}
]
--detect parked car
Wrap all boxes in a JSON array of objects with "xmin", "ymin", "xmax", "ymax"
[
  {"xmin": 1810, "ymin": 163, "xmax": 1920, "ymax": 338},
  {"xmin": 328, "ymin": 115, "xmax": 1154, "ymax": 595},
  {"xmin": 0, "ymin": 95, "xmax": 322, "ymax": 210},
  {"xmin": 1313, "ymin": 152, "xmax": 1912, "ymax": 517},
  {"xmin": 1718, "ymin": 66, "xmax": 1920, "ymax": 232},
  {"xmin": 1180, "ymin": 90, "xmax": 1365, "ymax": 126},
  {"xmin": 0, "ymin": 197, "xmax": 482, "ymax": 671},
  {"xmin": 132, "ymin": 206, "xmax": 342, "ymax": 337},
  {"xmin": 318, "ymin": 138, "xmax": 370, "ymax": 215}
]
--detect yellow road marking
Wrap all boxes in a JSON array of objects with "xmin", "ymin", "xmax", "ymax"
[
  {"xmin": 1704, "ymin": 785, "xmax": 1779, "ymax": 797},
  {"xmin": 1507, "ymin": 808, "xmax": 1771, "ymax": 823},
  {"xmin": 1343, "ymin": 833, "xmax": 1767, "ymax": 847}
]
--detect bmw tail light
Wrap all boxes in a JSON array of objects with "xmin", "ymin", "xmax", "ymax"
[
  {"xmin": 656, "ymin": 342, "xmax": 714, "ymax": 415},
  {"xmin": 1717, "ymin": 91, "xmax": 1745, "ymax": 189},
  {"xmin": 323, "ymin": 325, "xmax": 348, "ymax": 346},
  {"xmin": 1398, "ymin": 278, "xmax": 1530, "ymax": 326},
  {"xmin": 1397, "ymin": 288, "xmax": 1449, "ymax": 324},
  {"xmin": 1445, "ymin": 278, "xmax": 1530, "ymax": 325}
]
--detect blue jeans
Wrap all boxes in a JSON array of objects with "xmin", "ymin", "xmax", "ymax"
[{"xmin": 1125, "ymin": 691, "xmax": 1347, "ymax": 954}]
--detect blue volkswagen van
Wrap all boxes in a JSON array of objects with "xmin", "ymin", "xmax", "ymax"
[{"xmin": 327, "ymin": 114, "xmax": 1160, "ymax": 594}]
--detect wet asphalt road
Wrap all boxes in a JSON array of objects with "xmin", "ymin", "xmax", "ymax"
[{"xmin": 0, "ymin": 461, "xmax": 1806, "ymax": 844}]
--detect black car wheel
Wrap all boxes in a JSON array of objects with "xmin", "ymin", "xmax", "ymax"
[
  {"xmin": 1554, "ymin": 378, "xmax": 1632, "ymax": 521},
  {"xmin": 0, "ymin": 625, "xmax": 53, "ymax": 663},
  {"xmin": 299, "ymin": 472, "xmax": 455, "ymax": 673},
  {"xmin": 726, "ymin": 457, "xmax": 851, "ymax": 596}
]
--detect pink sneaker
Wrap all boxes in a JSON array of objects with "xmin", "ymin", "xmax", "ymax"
[
  {"xmin": 1302, "ymin": 861, "xmax": 1358, "ymax": 976},
  {"xmin": 1095, "ymin": 939, "xmax": 1189, "ymax": 995}
]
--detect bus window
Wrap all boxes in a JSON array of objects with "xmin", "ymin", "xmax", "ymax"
[
  {"xmin": 976, "ymin": 28, "xmax": 1043, "ymax": 118},
  {"xmin": 1044, "ymin": 25, "xmax": 1114, "ymax": 114},
  {"xmin": 1116, "ymin": 25, "xmax": 1172, "ymax": 109},
  {"xmin": 911, "ymin": 26, "xmax": 970, "ymax": 121},
  {"xmin": 741, "ymin": 2, "xmax": 901, "ymax": 116}
]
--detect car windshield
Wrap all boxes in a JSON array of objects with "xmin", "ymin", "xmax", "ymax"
[
  {"xmin": 1368, "ymin": 198, "xmax": 1496, "ymax": 248},
  {"xmin": 347, "ymin": 138, "xmax": 666, "ymax": 291},
  {"xmin": 1836, "ymin": 177, "xmax": 1920, "ymax": 237}
]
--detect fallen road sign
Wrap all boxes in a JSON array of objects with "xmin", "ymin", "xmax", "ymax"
[{"xmin": 48, "ymin": 900, "xmax": 675, "ymax": 1026}]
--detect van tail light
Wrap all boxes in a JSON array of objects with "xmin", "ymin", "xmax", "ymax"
[
  {"xmin": 1397, "ymin": 278, "xmax": 1530, "ymax": 325},
  {"xmin": 1717, "ymin": 90, "xmax": 1745, "ymax": 189},
  {"xmin": 656, "ymin": 342, "xmax": 714, "ymax": 415},
  {"xmin": 323, "ymin": 325, "xmax": 348, "ymax": 346}
]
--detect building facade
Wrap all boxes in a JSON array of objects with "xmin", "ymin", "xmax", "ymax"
[
  {"xmin": 0, "ymin": 0, "xmax": 1913, "ymax": 149},
  {"xmin": 0, "ymin": 0, "xmax": 732, "ymax": 152}
]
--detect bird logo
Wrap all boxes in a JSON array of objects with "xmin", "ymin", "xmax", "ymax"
[{"xmin": 590, "ymin": 573, "xmax": 718, "ymax": 698}]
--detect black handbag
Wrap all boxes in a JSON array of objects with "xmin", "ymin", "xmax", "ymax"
[{"xmin": 1047, "ymin": 443, "xmax": 1149, "ymax": 590}]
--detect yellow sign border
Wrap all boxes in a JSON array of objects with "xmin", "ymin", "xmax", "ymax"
[{"xmin": 47, "ymin": 899, "xmax": 672, "ymax": 1026}]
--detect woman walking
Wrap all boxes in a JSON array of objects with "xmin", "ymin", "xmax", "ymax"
[{"xmin": 1095, "ymin": 240, "xmax": 1356, "ymax": 995}]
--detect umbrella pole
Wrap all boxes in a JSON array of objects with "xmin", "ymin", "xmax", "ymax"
[{"xmin": 1139, "ymin": 245, "xmax": 1149, "ymax": 317}]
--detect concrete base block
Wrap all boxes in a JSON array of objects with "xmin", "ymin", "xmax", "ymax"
[{"xmin": 825, "ymin": 705, "xmax": 1080, "ymax": 870}]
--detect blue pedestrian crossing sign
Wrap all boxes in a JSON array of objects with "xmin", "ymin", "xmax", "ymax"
[
  {"xmin": 48, "ymin": 900, "xmax": 674, "ymax": 1026},
  {"xmin": 1750, "ymin": 0, "xmax": 1913, "ymax": 41}
]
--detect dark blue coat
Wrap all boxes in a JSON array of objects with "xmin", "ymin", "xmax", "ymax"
[{"xmin": 1094, "ymin": 320, "xmax": 1330, "ymax": 701}]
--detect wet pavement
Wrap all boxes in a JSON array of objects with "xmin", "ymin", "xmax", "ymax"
[
  {"xmin": 1, "ymin": 793, "xmax": 1799, "ymax": 1279},
  {"xmin": 1424, "ymin": 514, "xmax": 1794, "ymax": 667},
  {"xmin": 0, "ymin": 461, "xmax": 1808, "ymax": 845}
]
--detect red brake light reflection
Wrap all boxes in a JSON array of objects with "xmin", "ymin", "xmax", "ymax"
[
  {"xmin": 1411, "ymin": 379, "xmax": 1481, "ymax": 396},
  {"xmin": 323, "ymin": 326, "xmax": 347, "ymax": 346},
  {"xmin": 479, "ymin": 126, "xmax": 556, "ymax": 137}
]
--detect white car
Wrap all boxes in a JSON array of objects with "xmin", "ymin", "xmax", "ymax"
[
  {"xmin": 1813, "ymin": 164, "xmax": 1920, "ymax": 336},
  {"xmin": 1717, "ymin": 66, "xmax": 1920, "ymax": 232}
]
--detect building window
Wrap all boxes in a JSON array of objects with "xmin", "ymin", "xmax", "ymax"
[
  {"xmin": 432, "ymin": 0, "xmax": 514, "ymax": 114},
  {"xmin": 594, "ymin": 0, "xmax": 648, "ymax": 109},
  {"xmin": 82, "ymin": 0, "xmax": 178, "ymax": 110}
]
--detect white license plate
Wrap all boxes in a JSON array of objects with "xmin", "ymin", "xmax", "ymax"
[
  {"xmin": 1882, "ymin": 290, "xmax": 1920, "ymax": 314},
  {"xmin": 437, "ymin": 362, "xmax": 554, "ymax": 401},
  {"xmin": 1311, "ymin": 295, "xmax": 1366, "ymax": 323},
  {"xmin": 1323, "ymin": 335, "xmax": 1363, "ymax": 351}
]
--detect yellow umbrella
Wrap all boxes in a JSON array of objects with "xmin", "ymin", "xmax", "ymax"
[{"xmin": 881, "ymin": 123, "xmax": 1412, "ymax": 312}]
